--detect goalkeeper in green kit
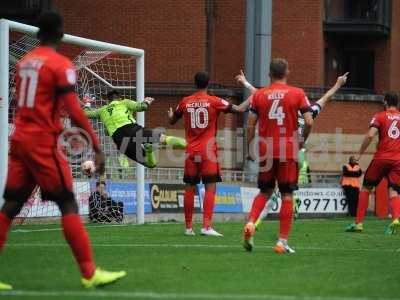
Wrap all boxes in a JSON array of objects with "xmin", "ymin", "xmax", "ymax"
[{"xmin": 83, "ymin": 90, "xmax": 186, "ymax": 168}]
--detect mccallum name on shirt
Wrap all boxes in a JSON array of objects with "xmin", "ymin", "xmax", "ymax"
[{"xmin": 186, "ymin": 102, "xmax": 211, "ymax": 108}]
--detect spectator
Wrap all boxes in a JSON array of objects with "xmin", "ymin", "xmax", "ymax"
[
  {"xmin": 89, "ymin": 181, "xmax": 124, "ymax": 223},
  {"xmin": 341, "ymin": 156, "xmax": 362, "ymax": 216}
]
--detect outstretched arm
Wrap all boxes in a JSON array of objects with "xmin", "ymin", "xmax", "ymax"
[
  {"xmin": 316, "ymin": 72, "xmax": 349, "ymax": 109},
  {"xmin": 237, "ymin": 97, "xmax": 251, "ymax": 113},
  {"xmin": 81, "ymin": 96, "xmax": 101, "ymax": 119},
  {"xmin": 83, "ymin": 107, "xmax": 101, "ymax": 119},
  {"xmin": 123, "ymin": 97, "xmax": 155, "ymax": 112},
  {"xmin": 225, "ymin": 103, "xmax": 242, "ymax": 114},
  {"xmin": 356, "ymin": 127, "xmax": 378, "ymax": 161}
]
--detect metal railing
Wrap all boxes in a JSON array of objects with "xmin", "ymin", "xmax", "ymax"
[
  {"xmin": 324, "ymin": 0, "xmax": 391, "ymax": 26},
  {"xmin": 73, "ymin": 166, "xmax": 341, "ymax": 187}
]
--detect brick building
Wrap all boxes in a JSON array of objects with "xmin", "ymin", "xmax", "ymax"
[{"xmin": 3, "ymin": 0, "xmax": 400, "ymax": 172}]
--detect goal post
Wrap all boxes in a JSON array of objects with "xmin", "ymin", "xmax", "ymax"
[{"xmin": 0, "ymin": 19, "xmax": 146, "ymax": 224}]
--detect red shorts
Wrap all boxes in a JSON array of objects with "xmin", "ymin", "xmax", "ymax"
[
  {"xmin": 258, "ymin": 159, "xmax": 298, "ymax": 193},
  {"xmin": 363, "ymin": 159, "xmax": 400, "ymax": 192},
  {"xmin": 183, "ymin": 152, "xmax": 221, "ymax": 184},
  {"xmin": 4, "ymin": 140, "xmax": 74, "ymax": 202}
]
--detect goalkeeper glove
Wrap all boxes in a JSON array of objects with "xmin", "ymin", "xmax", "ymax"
[{"xmin": 143, "ymin": 97, "xmax": 155, "ymax": 106}]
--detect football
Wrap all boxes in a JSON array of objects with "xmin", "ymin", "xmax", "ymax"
[{"xmin": 81, "ymin": 160, "xmax": 96, "ymax": 177}]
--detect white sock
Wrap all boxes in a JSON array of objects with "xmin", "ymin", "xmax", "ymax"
[
  {"xmin": 259, "ymin": 198, "xmax": 275, "ymax": 220},
  {"xmin": 278, "ymin": 238, "xmax": 287, "ymax": 245}
]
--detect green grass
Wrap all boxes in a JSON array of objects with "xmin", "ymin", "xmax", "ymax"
[{"xmin": 1, "ymin": 218, "xmax": 400, "ymax": 300}]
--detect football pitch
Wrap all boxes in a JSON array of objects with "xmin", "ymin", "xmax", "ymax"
[{"xmin": 0, "ymin": 218, "xmax": 399, "ymax": 300}]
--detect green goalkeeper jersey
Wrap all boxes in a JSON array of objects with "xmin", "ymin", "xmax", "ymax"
[{"xmin": 84, "ymin": 99, "xmax": 149, "ymax": 136}]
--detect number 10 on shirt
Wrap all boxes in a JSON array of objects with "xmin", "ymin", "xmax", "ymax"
[{"xmin": 188, "ymin": 107, "xmax": 209, "ymax": 129}]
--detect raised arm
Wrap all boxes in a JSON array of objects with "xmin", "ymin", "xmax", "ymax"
[
  {"xmin": 235, "ymin": 70, "xmax": 258, "ymax": 112},
  {"xmin": 236, "ymin": 70, "xmax": 257, "ymax": 94},
  {"xmin": 316, "ymin": 72, "xmax": 349, "ymax": 109}
]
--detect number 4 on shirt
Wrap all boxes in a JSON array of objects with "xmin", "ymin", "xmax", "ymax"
[{"xmin": 268, "ymin": 99, "xmax": 285, "ymax": 125}]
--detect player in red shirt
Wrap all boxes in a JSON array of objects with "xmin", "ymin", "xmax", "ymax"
[
  {"xmin": 346, "ymin": 93, "xmax": 400, "ymax": 234},
  {"xmin": 168, "ymin": 72, "xmax": 239, "ymax": 236},
  {"xmin": 0, "ymin": 12, "xmax": 126, "ymax": 290},
  {"xmin": 242, "ymin": 58, "xmax": 314, "ymax": 253}
]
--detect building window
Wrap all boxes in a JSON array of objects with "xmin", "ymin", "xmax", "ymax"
[
  {"xmin": 342, "ymin": 50, "xmax": 375, "ymax": 91},
  {"xmin": 324, "ymin": 0, "xmax": 391, "ymax": 36},
  {"xmin": 0, "ymin": 0, "xmax": 52, "ymax": 25},
  {"xmin": 325, "ymin": 47, "xmax": 375, "ymax": 92},
  {"xmin": 344, "ymin": 0, "xmax": 379, "ymax": 20}
]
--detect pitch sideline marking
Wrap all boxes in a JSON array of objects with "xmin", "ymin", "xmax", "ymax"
[
  {"xmin": 12, "ymin": 224, "xmax": 129, "ymax": 233},
  {"xmin": 5, "ymin": 242, "xmax": 400, "ymax": 253},
  {"xmin": 11, "ymin": 219, "xmax": 389, "ymax": 234},
  {"xmin": 0, "ymin": 289, "xmax": 394, "ymax": 300},
  {"xmin": 11, "ymin": 221, "xmax": 190, "ymax": 233}
]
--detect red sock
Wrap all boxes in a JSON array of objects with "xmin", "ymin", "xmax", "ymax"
[
  {"xmin": 61, "ymin": 214, "xmax": 96, "ymax": 279},
  {"xmin": 203, "ymin": 190, "xmax": 216, "ymax": 229},
  {"xmin": 279, "ymin": 198, "xmax": 293, "ymax": 240},
  {"xmin": 0, "ymin": 212, "xmax": 11, "ymax": 251},
  {"xmin": 248, "ymin": 193, "xmax": 267, "ymax": 223},
  {"xmin": 355, "ymin": 191, "xmax": 369, "ymax": 224},
  {"xmin": 184, "ymin": 188, "xmax": 195, "ymax": 229},
  {"xmin": 390, "ymin": 196, "xmax": 400, "ymax": 220}
]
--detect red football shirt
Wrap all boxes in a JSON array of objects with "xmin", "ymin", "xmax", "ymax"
[
  {"xmin": 370, "ymin": 108, "xmax": 400, "ymax": 161},
  {"xmin": 250, "ymin": 82, "xmax": 310, "ymax": 159},
  {"xmin": 175, "ymin": 91, "xmax": 231, "ymax": 154},
  {"xmin": 12, "ymin": 46, "xmax": 99, "ymax": 150}
]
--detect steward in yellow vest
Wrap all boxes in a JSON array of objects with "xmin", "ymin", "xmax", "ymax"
[
  {"xmin": 341, "ymin": 156, "xmax": 362, "ymax": 216},
  {"xmin": 341, "ymin": 162, "xmax": 362, "ymax": 188}
]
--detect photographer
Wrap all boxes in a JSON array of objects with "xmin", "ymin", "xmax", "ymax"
[{"xmin": 89, "ymin": 181, "xmax": 124, "ymax": 223}]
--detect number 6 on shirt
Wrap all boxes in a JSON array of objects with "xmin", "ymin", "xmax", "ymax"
[{"xmin": 388, "ymin": 120, "xmax": 400, "ymax": 139}]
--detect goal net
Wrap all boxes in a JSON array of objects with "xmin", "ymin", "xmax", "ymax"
[{"xmin": 1, "ymin": 19, "xmax": 146, "ymax": 225}]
